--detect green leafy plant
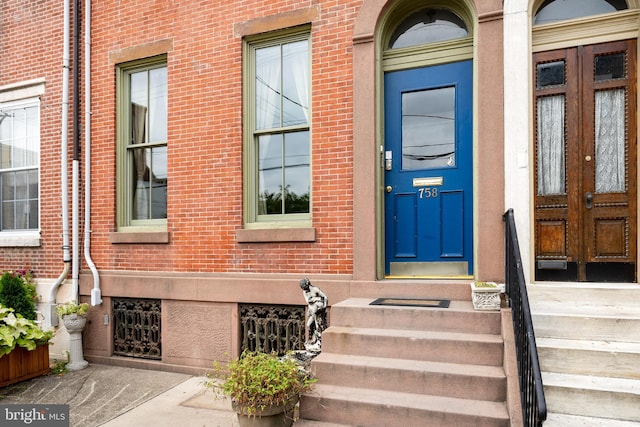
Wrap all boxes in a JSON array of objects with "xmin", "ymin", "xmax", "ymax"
[
  {"xmin": 0, "ymin": 304, "xmax": 52, "ymax": 357},
  {"xmin": 0, "ymin": 272, "xmax": 37, "ymax": 321},
  {"xmin": 206, "ymin": 350, "xmax": 315, "ymax": 416},
  {"xmin": 56, "ymin": 301, "xmax": 89, "ymax": 317},
  {"xmin": 50, "ymin": 357, "xmax": 69, "ymax": 376}
]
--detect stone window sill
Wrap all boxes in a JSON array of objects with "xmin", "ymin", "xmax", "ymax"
[
  {"xmin": 109, "ymin": 231, "xmax": 170, "ymax": 244},
  {"xmin": 236, "ymin": 227, "xmax": 315, "ymax": 243}
]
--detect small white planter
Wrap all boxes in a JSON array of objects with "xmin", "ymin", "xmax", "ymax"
[{"xmin": 470, "ymin": 282, "xmax": 505, "ymax": 311}]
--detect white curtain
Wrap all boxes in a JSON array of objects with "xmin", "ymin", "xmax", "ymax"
[
  {"xmin": 537, "ymin": 95, "xmax": 565, "ymax": 195},
  {"xmin": 286, "ymin": 41, "xmax": 309, "ymax": 124},
  {"xmin": 595, "ymin": 89, "xmax": 625, "ymax": 193},
  {"xmin": 256, "ymin": 46, "xmax": 281, "ymax": 130},
  {"xmin": 131, "ymin": 103, "xmax": 148, "ymax": 219}
]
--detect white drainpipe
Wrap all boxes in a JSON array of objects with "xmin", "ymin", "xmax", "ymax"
[
  {"xmin": 84, "ymin": 0, "xmax": 101, "ymax": 306},
  {"xmin": 49, "ymin": 0, "xmax": 72, "ymax": 327}
]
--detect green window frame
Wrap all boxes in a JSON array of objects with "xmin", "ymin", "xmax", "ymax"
[
  {"xmin": 116, "ymin": 55, "xmax": 168, "ymax": 230},
  {"xmin": 243, "ymin": 28, "xmax": 311, "ymax": 228}
]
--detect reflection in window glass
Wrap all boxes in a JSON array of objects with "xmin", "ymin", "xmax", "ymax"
[
  {"xmin": 534, "ymin": 0, "xmax": 627, "ymax": 25},
  {"xmin": 389, "ymin": 9, "xmax": 468, "ymax": 49},
  {"xmin": 256, "ymin": 40, "xmax": 309, "ymax": 130},
  {"xmin": 537, "ymin": 61, "xmax": 565, "ymax": 88},
  {"xmin": 258, "ymin": 131, "xmax": 310, "ymax": 215},
  {"xmin": 595, "ymin": 53, "xmax": 625, "ymax": 81},
  {"xmin": 252, "ymin": 33, "xmax": 311, "ymax": 220},
  {"xmin": 402, "ymin": 87, "xmax": 455, "ymax": 170}
]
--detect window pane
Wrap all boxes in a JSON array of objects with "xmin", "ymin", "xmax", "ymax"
[
  {"xmin": 256, "ymin": 45, "xmax": 282, "ymax": 130},
  {"xmin": 537, "ymin": 61, "xmax": 565, "ymax": 88},
  {"xmin": 149, "ymin": 67, "xmax": 168, "ymax": 143},
  {"xmin": 0, "ymin": 104, "xmax": 39, "ymax": 231},
  {"xmin": 258, "ymin": 134, "xmax": 283, "ymax": 214},
  {"xmin": 595, "ymin": 89, "xmax": 626, "ymax": 193},
  {"xmin": 537, "ymin": 95, "xmax": 566, "ymax": 195},
  {"xmin": 389, "ymin": 9, "xmax": 468, "ymax": 49},
  {"xmin": 284, "ymin": 131, "xmax": 309, "ymax": 214},
  {"xmin": 534, "ymin": 0, "xmax": 627, "ymax": 25},
  {"xmin": 282, "ymin": 40, "xmax": 309, "ymax": 127},
  {"xmin": 150, "ymin": 146, "xmax": 167, "ymax": 219},
  {"xmin": 595, "ymin": 53, "xmax": 625, "ymax": 81},
  {"xmin": 402, "ymin": 87, "xmax": 455, "ymax": 170},
  {"xmin": 2, "ymin": 200, "xmax": 14, "ymax": 230}
]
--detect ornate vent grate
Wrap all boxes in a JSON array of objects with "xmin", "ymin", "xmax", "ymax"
[
  {"xmin": 113, "ymin": 298, "xmax": 161, "ymax": 360},
  {"xmin": 240, "ymin": 304, "xmax": 306, "ymax": 356}
]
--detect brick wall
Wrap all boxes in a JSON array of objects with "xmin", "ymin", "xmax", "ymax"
[
  {"xmin": 0, "ymin": 1, "xmax": 359, "ymax": 279},
  {"xmin": 0, "ymin": 1, "xmax": 73, "ymax": 277},
  {"xmin": 89, "ymin": 1, "xmax": 358, "ymax": 274}
]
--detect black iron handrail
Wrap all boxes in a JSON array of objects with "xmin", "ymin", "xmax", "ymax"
[{"xmin": 503, "ymin": 208, "xmax": 547, "ymax": 427}]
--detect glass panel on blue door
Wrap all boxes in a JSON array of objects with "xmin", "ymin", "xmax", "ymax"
[{"xmin": 401, "ymin": 86, "xmax": 455, "ymax": 170}]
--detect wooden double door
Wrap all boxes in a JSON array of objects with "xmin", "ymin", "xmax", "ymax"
[{"xmin": 534, "ymin": 40, "xmax": 637, "ymax": 282}]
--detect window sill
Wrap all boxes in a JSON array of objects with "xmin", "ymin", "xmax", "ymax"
[
  {"xmin": 236, "ymin": 227, "xmax": 316, "ymax": 243},
  {"xmin": 0, "ymin": 232, "xmax": 41, "ymax": 247},
  {"xmin": 109, "ymin": 231, "xmax": 170, "ymax": 244}
]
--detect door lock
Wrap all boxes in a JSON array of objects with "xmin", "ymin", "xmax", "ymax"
[{"xmin": 585, "ymin": 192, "xmax": 593, "ymax": 209}]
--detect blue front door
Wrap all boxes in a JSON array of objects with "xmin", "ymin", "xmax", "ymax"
[{"xmin": 384, "ymin": 61, "xmax": 473, "ymax": 277}]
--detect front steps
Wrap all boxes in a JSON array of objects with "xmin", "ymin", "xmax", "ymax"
[
  {"xmin": 300, "ymin": 293, "xmax": 510, "ymax": 427},
  {"xmin": 528, "ymin": 283, "xmax": 640, "ymax": 425}
]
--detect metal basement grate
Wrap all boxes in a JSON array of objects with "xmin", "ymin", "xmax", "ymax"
[
  {"xmin": 112, "ymin": 298, "xmax": 161, "ymax": 360},
  {"xmin": 240, "ymin": 304, "xmax": 306, "ymax": 356}
]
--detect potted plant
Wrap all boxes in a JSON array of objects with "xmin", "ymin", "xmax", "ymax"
[
  {"xmin": 206, "ymin": 350, "xmax": 315, "ymax": 426},
  {"xmin": 0, "ymin": 304, "xmax": 53, "ymax": 387},
  {"xmin": 470, "ymin": 281, "xmax": 505, "ymax": 311},
  {"xmin": 56, "ymin": 301, "xmax": 90, "ymax": 371}
]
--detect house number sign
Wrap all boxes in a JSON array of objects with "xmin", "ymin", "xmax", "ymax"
[{"xmin": 419, "ymin": 187, "xmax": 438, "ymax": 199}]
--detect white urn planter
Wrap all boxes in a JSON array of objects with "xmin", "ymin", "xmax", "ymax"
[
  {"xmin": 470, "ymin": 282, "xmax": 505, "ymax": 311},
  {"xmin": 62, "ymin": 313, "xmax": 89, "ymax": 371}
]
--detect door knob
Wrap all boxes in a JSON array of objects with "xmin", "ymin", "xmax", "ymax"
[
  {"xmin": 386, "ymin": 186, "xmax": 392, "ymax": 193},
  {"xmin": 585, "ymin": 192, "xmax": 593, "ymax": 209}
]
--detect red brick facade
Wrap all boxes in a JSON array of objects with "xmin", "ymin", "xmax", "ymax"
[{"xmin": 1, "ymin": 0, "xmax": 506, "ymax": 371}]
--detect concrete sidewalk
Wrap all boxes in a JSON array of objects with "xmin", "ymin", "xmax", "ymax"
[{"xmin": 0, "ymin": 363, "xmax": 344, "ymax": 427}]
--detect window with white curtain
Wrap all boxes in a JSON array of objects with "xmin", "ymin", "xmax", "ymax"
[
  {"xmin": 0, "ymin": 99, "xmax": 39, "ymax": 231},
  {"xmin": 246, "ymin": 30, "xmax": 311, "ymax": 223}
]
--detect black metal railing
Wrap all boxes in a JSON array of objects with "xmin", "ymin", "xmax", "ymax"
[{"xmin": 503, "ymin": 209, "xmax": 547, "ymax": 426}]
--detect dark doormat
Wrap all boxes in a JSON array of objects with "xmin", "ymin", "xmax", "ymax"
[{"xmin": 369, "ymin": 298, "xmax": 450, "ymax": 308}]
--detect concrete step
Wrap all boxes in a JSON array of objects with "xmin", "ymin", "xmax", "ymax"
[
  {"xmin": 544, "ymin": 412, "xmax": 640, "ymax": 427},
  {"xmin": 537, "ymin": 337, "xmax": 640, "ymax": 379},
  {"xmin": 542, "ymin": 372, "xmax": 640, "ymax": 422},
  {"xmin": 329, "ymin": 298, "xmax": 501, "ymax": 335},
  {"xmin": 311, "ymin": 352, "xmax": 506, "ymax": 402},
  {"xmin": 527, "ymin": 283, "xmax": 640, "ymax": 310},
  {"xmin": 321, "ymin": 326, "xmax": 504, "ymax": 367},
  {"xmin": 349, "ymin": 280, "xmax": 472, "ymax": 301},
  {"xmin": 300, "ymin": 384, "xmax": 510, "ymax": 427},
  {"xmin": 531, "ymin": 312, "xmax": 640, "ymax": 343}
]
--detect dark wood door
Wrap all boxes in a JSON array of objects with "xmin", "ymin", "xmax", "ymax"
[{"xmin": 534, "ymin": 40, "xmax": 637, "ymax": 282}]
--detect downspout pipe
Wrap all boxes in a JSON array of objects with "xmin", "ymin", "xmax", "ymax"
[
  {"xmin": 84, "ymin": 0, "xmax": 101, "ymax": 306},
  {"xmin": 49, "ymin": 0, "xmax": 72, "ymax": 327},
  {"xmin": 72, "ymin": 0, "xmax": 81, "ymax": 304}
]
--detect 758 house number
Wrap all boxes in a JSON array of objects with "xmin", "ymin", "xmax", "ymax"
[{"xmin": 419, "ymin": 187, "xmax": 439, "ymax": 199}]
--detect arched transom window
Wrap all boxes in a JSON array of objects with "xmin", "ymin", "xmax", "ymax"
[
  {"xmin": 388, "ymin": 9, "xmax": 468, "ymax": 49},
  {"xmin": 534, "ymin": 0, "xmax": 628, "ymax": 25}
]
